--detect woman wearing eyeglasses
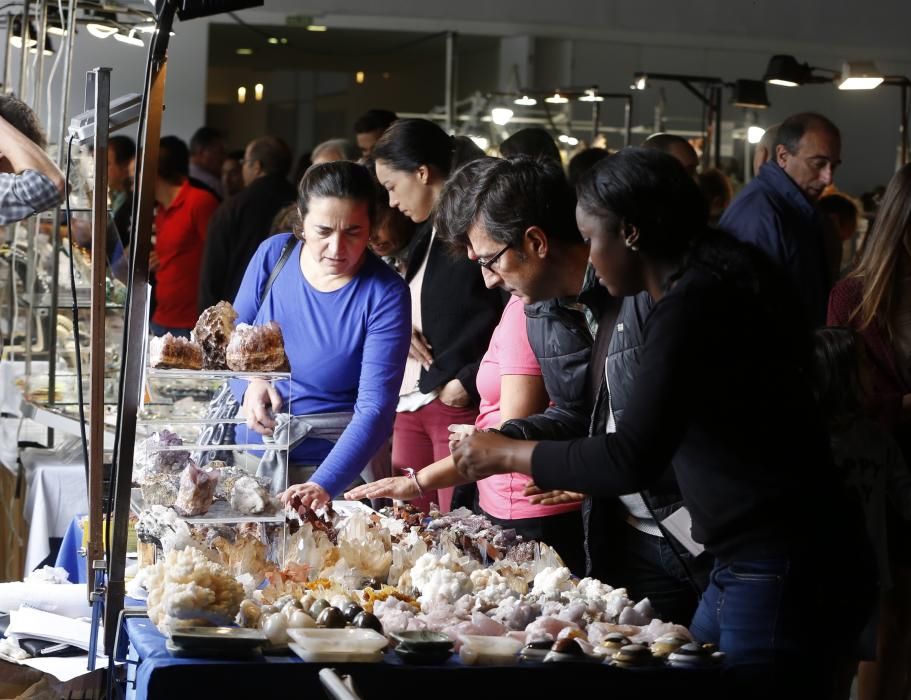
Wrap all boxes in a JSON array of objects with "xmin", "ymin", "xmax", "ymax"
[{"xmin": 372, "ymin": 119, "xmax": 504, "ymax": 512}]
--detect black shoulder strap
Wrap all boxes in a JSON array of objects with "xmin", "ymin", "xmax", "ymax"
[{"xmin": 259, "ymin": 235, "xmax": 297, "ymax": 308}]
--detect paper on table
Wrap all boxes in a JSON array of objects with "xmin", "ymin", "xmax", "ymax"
[
  {"xmin": 6, "ymin": 607, "xmax": 100, "ymax": 651},
  {"xmin": 19, "ymin": 654, "xmax": 109, "ymax": 682},
  {"xmin": 0, "ymin": 582, "xmax": 93, "ymax": 618}
]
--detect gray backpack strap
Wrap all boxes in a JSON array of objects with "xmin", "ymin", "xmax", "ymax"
[{"xmin": 259, "ymin": 235, "xmax": 297, "ymax": 307}]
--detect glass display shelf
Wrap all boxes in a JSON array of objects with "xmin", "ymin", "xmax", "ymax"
[
  {"xmin": 130, "ymin": 488, "xmax": 285, "ymax": 524},
  {"xmin": 21, "ymin": 290, "xmax": 125, "ymax": 309}
]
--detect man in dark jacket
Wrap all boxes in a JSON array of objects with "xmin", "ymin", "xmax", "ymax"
[
  {"xmin": 720, "ymin": 112, "xmax": 840, "ymax": 328},
  {"xmin": 198, "ymin": 136, "xmax": 296, "ymax": 311},
  {"xmin": 436, "ymin": 154, "xmax": 709, "ymax": 624}
]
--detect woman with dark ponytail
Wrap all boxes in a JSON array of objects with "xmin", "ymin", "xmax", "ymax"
[
  {"xmin": 373, "ymin": 119, "xmax": 502, "ymax": 512},
  {"xmin": 451, "ymin": 147, "xmax": 874, "ymax": 696}
]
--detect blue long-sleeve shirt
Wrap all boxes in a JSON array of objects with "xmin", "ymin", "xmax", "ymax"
[
  {"xmin": 232, "ymin": 233, "xmax": 411, "ymax": 496},
  {"xmin": 719, "ymin": 161, "xmax": 830, "ymax": 328}
]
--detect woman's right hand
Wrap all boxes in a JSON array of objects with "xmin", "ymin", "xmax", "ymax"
[
  {"xmin": 243, "ymin": 379, "xmax": 282, "ymax": 436},
  {"xmin": 344, "ymin": 476, "xmax": 418, "ymax": 502},
  {"xmin": 409, "ymin": 328, "xmax": 434, "ymax": 370}
]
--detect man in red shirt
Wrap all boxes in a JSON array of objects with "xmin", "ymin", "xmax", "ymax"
[{"xmin": 149, "ymin": 136, "xmax": 219, "ymax": 336}]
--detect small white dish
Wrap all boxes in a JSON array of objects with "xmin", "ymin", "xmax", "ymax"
[
  {"xmin": 287, "ymin": 627, "xmax": 388, "ymax": 654},
  {"xmin": 458, "ymin": 635, "xmax": 523, "ymax": 666}
]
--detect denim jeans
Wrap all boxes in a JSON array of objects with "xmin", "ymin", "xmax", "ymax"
[
  {"xmin": 149, "ymin": 321, "xmax": 191, "ymax": 339},
  {"xmin": 592, "ymin": 519, "xmax": 712, "ymax": 626},
  {"xmin": 691, "ymin": 558, "xmax": 874, "ymax": 697}
]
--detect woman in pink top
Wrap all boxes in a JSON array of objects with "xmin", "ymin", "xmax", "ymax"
[{"xmin": 346, "ymin": 296, "xmax": 585, "ymax": 574}]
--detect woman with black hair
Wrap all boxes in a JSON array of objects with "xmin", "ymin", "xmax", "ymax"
[
  {"xmin": 234, "ymin": 161, "xmax": 411, "ymax": 510},
  {"xmin": 452, "ymin": 148, "xmax": 873, "ymax": 694},
  {"xmin": 373, "ymin": 118, "xmax": 503, "ymax": 513}
]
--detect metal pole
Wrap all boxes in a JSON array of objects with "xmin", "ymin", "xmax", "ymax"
[
  {"xmin": 901, "ymin": 82, "xmax": 909, "ymax": 168},
  {"xmin": 46, "ymin": 0, "xmax": 77, "ymax": 439},
  {"xmin": 590, "ymin": 100, "xmax": 600, "ymax": 143},
  {"xmin": 4, "ymin": 13, "xmax": 13, "ymax": 94},
  {"xmin": 623, "ymin": 96, "xmax": 632, "ymax": 147},
  {"xmin": 106, "ymin": 0, "xmax": 177, "ymax": 653},
  {"xmin": 86, "ymin": 66, "xmax": 111, "ymax": 604},
  {"xmin": 444, "ymin": 31, "xmax": 456, "ymax": 132},
  {"xmin": 33, "ymin": 0, "xmax": 48, "ymax": 120},
  {"xmin": 712, "ymin": 85, "xmax": 722, "ymax": 169},
  {"xmin": 17, "ymin": 3, "xmax": 30, "ymax": 98}
]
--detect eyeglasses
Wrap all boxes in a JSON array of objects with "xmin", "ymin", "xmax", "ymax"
[{"xmin": 476, "ymin": 243, "xmax": 511, "ymax": 271}]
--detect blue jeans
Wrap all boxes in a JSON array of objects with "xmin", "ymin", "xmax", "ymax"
[
  {"xmin": 691, "ymin": 558, "xmax": 874, "ymax": 696},
  {"xmin": 592, "ymin": 519, "xmax": 712, "ymax": 626},
  {"xmin": 149, "ymin": 321, "xmax": 191, "ymax": 338}
]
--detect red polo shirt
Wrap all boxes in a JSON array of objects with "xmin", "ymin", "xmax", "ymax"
[{"xmin": 152, "ymin": 180, "xmax": 219, "ymax": 329}]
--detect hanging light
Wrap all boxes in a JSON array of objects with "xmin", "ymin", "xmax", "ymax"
[
  {"xmin": 254, "ymin": 83, "xmax": 264, "ymax": 101},
  {"xmin": 631, "ymin": 73, "xmax": 648, "ymax": 90},
  {"xmin": 28, "ymin": 34, "xmax": 54, "ymax": 55},
  {"xmin": 838, "ymin": 61, "xmax": 884, "ymax": 90},
  {"xmin": 490, "ymin": 107, "xmax": 513, "ymax": 125},
  {"xmin": 86, "ymin": 22, "xmax": 119, "ymax": 39},
  {"xmin": 579, "ymin": 87, "xmax": 604, "ymax": 102},
  {"xmin": 46, "ymin": 7, "xmax": 68, "ymax": 36},
  {"xmin": 514, "ymin": 94, "xmax": 536, "ymax": 106},
  {"xmin": 237, "ymin": 86, "xmax": 247, "ymax": 104},
  {"xmin": 747, "ymin": 126, "xmax": 766, "ymax": 144},
  {"xmin": 763, "ymin": 55, "xmax": 811, "ymax": 87},
  {"xmin": 469, "ymin": 136, "xmax": 489, "ymax": 150},
  {"xmin": 9, "ymin": 16, "xmax": 38, "ymax": 48},
  {"xmin": 113, "ymin": 29, "xmax": 144, "ymax": 47},
  {"xmin": 355, "ymin": 71, "xmax": 365, "ymax": 84},
  {"xmin": 731, "ymin": 79, "xmax": 770, "ymax": 109},
  {"xmin": 545, "ymin": 91, "xmax": 568, "ymax": 104}
]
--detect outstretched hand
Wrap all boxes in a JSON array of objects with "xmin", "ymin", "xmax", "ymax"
[
  {"xmin": 344, "ymin": 476, "xmax": 418, "ymax": 502},
  {"xmin": 451, "ymin": 430, "xmax": 536, "ymax": 482},
  {"xmin": 280, "ymin": 481, "xmax": 330, "ymax": 512},
  {"xmin": 524, "ymin": 481, "xmax": 586, "ymax": 506}
]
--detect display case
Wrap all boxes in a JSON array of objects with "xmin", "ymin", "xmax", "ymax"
[{"xmin": 131, "ymin": 368, "xmax": 291, "ymax": 530}]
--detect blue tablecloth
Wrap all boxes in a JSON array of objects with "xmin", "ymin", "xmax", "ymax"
[
  {"xmin": 124, "ymin": 617, "xmax": 726, "ymax": 700},
  {"xmin": 53, "ymin": 515, "xmax": 86, "ymax": 584}
]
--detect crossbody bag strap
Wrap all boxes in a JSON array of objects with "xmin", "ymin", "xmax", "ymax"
[{"xmin": 259, "ymin": 235, "xmax": 297, "ymax": 307}]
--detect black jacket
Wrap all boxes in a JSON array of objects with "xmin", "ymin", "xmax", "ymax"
[
  {"xmin": 500, "ymin": 272, "xmax": 688, "ymax": 575},
  {"xmin": 405, "ymin": 224, "xmax": 504, "ymax": 404},
  {"xmin": 531, "ymin": 246, "xmax": 862, "ymax": 563},
  {"xmin": 198, "ymin": 173, "xmax": 297, "ymax": 312}
]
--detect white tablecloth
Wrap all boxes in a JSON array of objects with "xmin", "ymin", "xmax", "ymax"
[{"xmin": 21, "ymin": 447, "xmax": 87, "ymax": 576}]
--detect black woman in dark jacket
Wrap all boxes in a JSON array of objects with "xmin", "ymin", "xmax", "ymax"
[{"xmin": 452, "ymin": 148, "xmax": 874, "ymax": 695}]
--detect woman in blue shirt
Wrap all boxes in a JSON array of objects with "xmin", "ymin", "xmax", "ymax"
[{"xmin": 233, "ymin": 161, "xmax": 411, "ymax": 510}]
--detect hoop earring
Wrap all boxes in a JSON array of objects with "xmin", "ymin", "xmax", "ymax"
[{"xmin": 624, "ymin": 238, "xmax": 639, "ymax": 252}]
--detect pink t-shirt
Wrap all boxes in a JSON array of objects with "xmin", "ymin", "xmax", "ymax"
[{"xmin": 475, "ymin": 296, "xmax": 581, "ymax": 521}]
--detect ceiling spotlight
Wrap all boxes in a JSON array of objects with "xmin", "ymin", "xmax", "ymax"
[
  {"xmin": 9, "ymin": 16, "xmax": 38, "ymax": 48},
  {"xmin": 469, "ymin": 136, "xmax": 489, "ymax": 151},
  {"xmin": 236, "ymin": 48, "xmax": 253, "ymax": 55},
  {"xmin": 838, "ymin": 61, "xmax": 884, "ymax": 90},
  {"xmin": 731, "ymin": 79, "xmax": 770, "ymax": 108},
  {"xmin": 545, "ymin": 91, "xmax": 568, "ymax": 104},
  {"xmin": 28, "ymin": 34, "xmax": 54, "ymax": 55},
  {"xmin": 86, "ymin": 22, "xmax": 119, "ymax": 39},
  {"xmin": 763, "ymin": 54, "xmax": 812, "ymax": 87},
  {"xmin": 254, "ymin": 83, "xmax": 264, "ymax": 101},
  {"xmin": 579, "ymin": 88, "xmax": 604, "ymax": 102},
  {"xmin": 747, "ymin": 126, "xmax": 766, "ymax": 144},
  {"xmin": 355, "ymin": 71, "xmax": 365, "ymax": 84},
  {"xmin": 307, "ymin": 24, "xmax": 327, "ymax": 31},
  {"xmin": 113, "ymin": 29, "xmax": 144, "ymax": 47},
  {"xmin": 631, "ymin": 73, "xmax": 647, "ymax": 90},
  {"xmin": 491, "ymin": 107, "xmax": 513, "ymax": 125},
  {"xmin": 514, "ymin": 94, "xmax": 537, "ymax": 106},
  {"xmin": 557, "ymin": 134, "xmax": 579, "ymax": 146},
  {"xmin": 237, "ymin": 86, "xmax": 246, "ymax": 104},
  {"xmin": 267, "ymin": 36, "xmax": 278, "ymax": 44}
]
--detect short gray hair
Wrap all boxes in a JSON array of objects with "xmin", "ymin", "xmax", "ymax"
[{"xmin": 311, "ymin": 138, "xmax": 360, "ymax": 163}]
